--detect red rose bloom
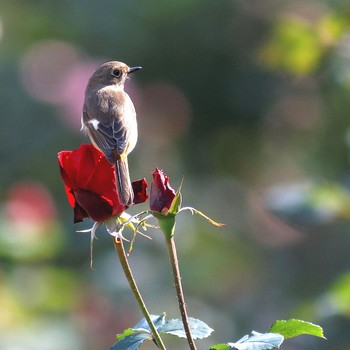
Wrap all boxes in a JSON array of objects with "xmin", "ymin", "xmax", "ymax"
[
  {"xmin": 58, "ymin": 144, "xmax": 148, "ymax": 223},
  {"xmin": 150, "ymin": 168, "xmax": 176, "ymax": 214}
]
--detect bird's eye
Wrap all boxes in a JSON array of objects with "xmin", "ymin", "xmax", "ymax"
[{"xmin": 112, "ymin": 69, "xmax": 121, "ymax": 77}]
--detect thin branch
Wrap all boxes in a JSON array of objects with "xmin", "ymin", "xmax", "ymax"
[
  {"xmin": 113, "ymin": 237, "xmax": 167, "ymax": 350},
  {"xmin": 165, "ymin": 236, "xmax": 197, "ymax": 350}
]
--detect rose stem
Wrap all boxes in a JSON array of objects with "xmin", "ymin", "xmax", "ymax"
[
  {"xmin": 113, "ymin": 237, "xmax": 166, "ymax": 350},
  {"xmin": 165, "ymin": 236, "xmax": 197, "ymax": 350}
]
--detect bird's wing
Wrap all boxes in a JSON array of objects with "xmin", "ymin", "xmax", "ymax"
[{"xmin": 83, "ymin": 90, "xmax": 135, "ymax": 164}]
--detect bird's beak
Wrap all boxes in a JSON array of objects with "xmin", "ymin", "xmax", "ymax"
[{"xmin": 128, "ymin": 66, "xmax": 142, "ymax": 74}]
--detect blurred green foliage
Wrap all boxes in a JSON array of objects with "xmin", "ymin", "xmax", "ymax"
[{"xmin": 1, "ymin": 1, "xmax": 350, "ymax": 349}]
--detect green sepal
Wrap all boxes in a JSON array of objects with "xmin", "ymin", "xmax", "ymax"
[
  {"xmin": 168, "ymin": 189, "xmax": 182, "ymax": 215},
  {"xmin": 153, "ymin": 188, "xmax": 182, "ymax": 238},
  {"xmin": 157, "ymin": 215, "xmax": 176, "ymax": 239}
]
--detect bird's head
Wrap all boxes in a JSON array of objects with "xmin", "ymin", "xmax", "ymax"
[{"xmin": 88, "ymin": 61, "xmax": 142, "ymax": 88}]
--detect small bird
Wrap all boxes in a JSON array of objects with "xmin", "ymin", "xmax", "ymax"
[{"xmin": 82, "ymin": 61, "xmax": 141, "ymax": 206}]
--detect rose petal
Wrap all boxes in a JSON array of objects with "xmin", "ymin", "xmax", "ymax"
[
  {"xmin": 74, "ymin": 189, "xmax": 115, "ymax": 222},
  {"xmin": 58, "ymin": 144, "xmax": 149, "ymax": 223},
  {"xmin": 132, "ymin": 178, "xmax": 149, "ymax": 204},
  {"xmin": 73, "ymin": 201, "xmax": 89, "ymax": 223},
  {"xmin": 150, "ymin": 168, "xmax": 176, "ymax": 213}
]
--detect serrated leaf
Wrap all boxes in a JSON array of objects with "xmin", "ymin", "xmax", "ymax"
[
  {"xmin": 188, "ymin": 317, "xmax": 214, "ymax": 339},
  {"xmin": 228, "ymin": 331, "xmax": 284, "ymax": 350},
  {"xmin": 111, "ymin": 315, "xmax": 166, "ymax": 350},
  {"xmin": 269, "ymin": 319, "xmax": 325, "ymax": 340},
  {"xmin": 111, "ymin": 315, "xmax": 214, "ymax": 349},
  {"xmin": 158, "ymin": 317, "xmax": 214, "ymax": 339},
  {"xmin": 134, "ymin": 314, "xmax": 166, "ymax": 330}
]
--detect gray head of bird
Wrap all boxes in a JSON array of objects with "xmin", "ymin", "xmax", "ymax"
[{"xmin": 87, "ymin": 61, "xmax": 142, "ymax": 88}]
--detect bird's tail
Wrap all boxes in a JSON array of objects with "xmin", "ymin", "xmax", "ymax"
[{"xmin": 115, "ymin": 157, "xmax": 134, "ymax": 207}]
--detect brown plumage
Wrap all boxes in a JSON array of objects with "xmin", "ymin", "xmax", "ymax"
[{"xmin": 82, "ymin": 61, "xmax": 141, "ymax": 206}]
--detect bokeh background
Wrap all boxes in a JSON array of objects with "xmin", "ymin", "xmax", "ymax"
[{"xmin": 1, "ymin": 1, "xmax": 350, "ymax": 349}]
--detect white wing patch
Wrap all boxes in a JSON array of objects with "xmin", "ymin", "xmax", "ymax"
[{"xmin": 88, "ymin": 119, "xmax": 100, "ymax": 130}]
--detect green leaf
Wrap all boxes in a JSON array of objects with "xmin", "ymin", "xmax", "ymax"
[
  {"xmin": 110, "ymin": 314, "xmax": 213, "ymax": 350},
  {"xmin": 111, "ymin": 315, "xmax": 166, "ymax": 350},
  {"xmin": 110, "ymin": 332, "xmax": 152, "ymax": 350},
  {"xmin": 115, "ymin": 328, "xmax": 140, "ymax": 342},
  {"xmin": 158, "ymin": 317, "xmax": 214, "ymax": 339},
  {"xmin": 227, "ymin": 331, "xmax": 284, "ymax": 350},
  {"xmin": 134, "ymin": 314, "xmax": 166, "ymax": 330},
  {"xmin": 210, "ymin": 344, "xmax": 231, "ymax": 350},
  {"xmin": 269, "ymin": 319, "xmax": 325, "ymax": 340},
  {"xmin": 110, "ymin": 314, "xmax": 213, "ymax": 349}
]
